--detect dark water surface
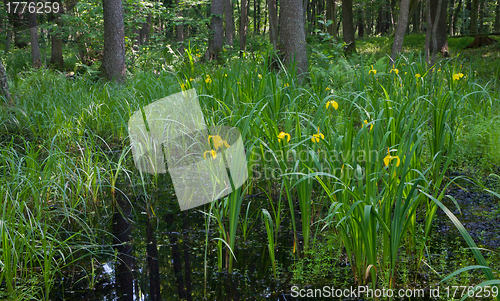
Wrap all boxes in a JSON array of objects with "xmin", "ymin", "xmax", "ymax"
[{"xmin": 48, "ymin": 178, "xmax": 500, "ymax": 301}]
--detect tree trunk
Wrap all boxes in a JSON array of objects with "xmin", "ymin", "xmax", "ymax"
[
  {"xmin": 254, "ymin": 0, "xmax": 261, "ymax": 34},
  {"xmin": 102, "ymin": 0, "xmax": 126, "ymax": 82},
  {"xmin": 470, "ymin": 0, "xmax": 479, "ymax": 34},
  {"xmin": 224, "ymin": 0, "xmax": 234, "ymax": 46},
  {"xmin": 391, "ymin": 0, "xmax": 411, "ymax": 60},
  {"xmin": 357, "ymin": 8, "xmax": 364, "ymax": 38},
  {"xmin": 425, "ymin": 0, "xmax": 447, "ymax": 65},
  {"xmin": 410, "ymin": 0, "xmax": 421, "ymax": 34},
  {"xmin": 210, "ymin": 0, "xmax": 224, "ymax": 61},
  {"xmin": 326, "ymin": 0, "xmax": 337, "ymax": 38},
  {"xmin": 451, "ymin": 0, "xmax": 462, "ymax": 35},
  {"xmin": 28, "ymin": 1, "xmax": 42, "ymax": 69},
  {"xmin": 256, "ymin": 0, "xmax": 261, "ymax": 32},
  {"xmin": 365, "ymin": 0, "xmax": 372, "ymax": 35},
  {"xmin": 432, "ymin": 0, "xmax": 448, "ymax": 54},
  {"xmin": 303, "ymin": 0, "xmax": 308, "ymax": 29},
  {"xmin": 12, "ymin": 11, "xmax": 28, "ymax": 48},
  {"xmin": 5, "ymin": 30, "xmax": 12, "ymax": 53},
  {"xmin": 0, "ymin": 60, "xmax": 11, "ymax": 103},
  {"xmin": 430, "ymin": 0, "xmax": 444, "ymax": 65},
  {"xmin": 424, "ymin": 0, "xmax": 432, "ymax": 64},
  {"xmin": 50, "ymin": 0, "xmax": 64, "ymax": 70},
  {"xmin": 478, "ymin": 0, "xmax": 484, "ymax": 33},
  {"xmin": 139, "ymin": 14, "xmax": 151, "ymax": 45},
  {"xmin": 177, "ymin": 0, "xmax": 184, "ymax": 53},
  {"xmin": 342, "ymin": 0, "xmax": 356, "ymax": 54},
  {"xmin": 280, "ymin": 0, "xmax": 308, "ymax": 82},
  {"xmin": 267, "ymin": 0, "xmax": 277, "ymax": 49},
  {"xmin": 240, "ymin": 0, "xmax": 248, "ymax": 51},
  {"xmin": 495, "ymin": 1, "xmax": 500, "ymax": 33}
]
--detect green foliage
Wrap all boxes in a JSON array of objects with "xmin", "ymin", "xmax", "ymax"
[
  {"xmin": 2, "ymin": 33, "xmax": 500, "ymax": 299},
  {"xmin": 291, "ymin": 230, "xmax": 342, "ymax": 285},
  {"xmin": 456, "ymin": 116, "xmax": 500, "ymax": 174}
]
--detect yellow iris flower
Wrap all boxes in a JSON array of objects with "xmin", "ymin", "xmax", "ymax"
[
  {"xmin": 311, "ymin": 127, "xmax": 324, "ymax": 143},
  {"xmin": 453, "ymin": 73, "xmax": 464, "ymax": 81},
  {"xmin": 205, "ymin": 75, "xmax": 212, "ymax": 83},
  {"xmin": 208, "ymin": 135, "xmax": 230, "ymax": 150},
  {"xmin": 203, "ymin": 150, "xmax": 217, "ymax": 159},
  {"xmin": 326, "ymin": 100, "xmax": 338, "ymax": 110},
  {"xmin": 277, "ymin": 131, "xmax": 290, "ymax": 143},
  {"xmin": 369, "ymin": 65, "xmax": 377, "ymax": 75},
  {"xmin": 383, "ymin": 148, "xmax": 400, "ymax": 167}
]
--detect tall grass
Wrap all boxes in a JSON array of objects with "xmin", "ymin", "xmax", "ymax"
[{"xmin": 1, "ymin": 47, "xmax": 499, "ymax": 299}]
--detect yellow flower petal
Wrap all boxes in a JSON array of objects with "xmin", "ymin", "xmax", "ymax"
[
  {"xmin": 208, "ymin": 135, "xmax": 230, "ymax": 150},
  {"xmin": 384, "ymin": 155, "xmax": 390, "ymax": 167},
  {"xmin": 326, "ymin": 100, "xmax": 338, "ymax": 110},
  {"xmin": 278, "ymin": 131, "xmax": 290, "ymax": 143},
  {"xmin": 364, "ymin": 120, "xmax": 374, "ymax": 131},
  {"xmin": 204, "ymin": 150, "xmax": 217, "ymax": 159}
]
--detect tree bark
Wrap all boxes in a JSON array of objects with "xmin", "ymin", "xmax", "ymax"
[
  {"xmin": 391, "ymin": 0, "xmax": 411, "ymax": 60},
  {"xmin": 451, "ymin": 0, "xmax": 462, "ymax": 35},
  {"xmin": 410, "ymin": 0, "xmax": 421, "ymax": 33},
  {"xmin": 102, "ymin": 0, "xmax": 126, "ymax": 82},
  {"xmin": 12, "ymin": 10, "xmax": 28, "ymax": 48},
  {"xmin": 342, "ymin": 0, "xmax": 356, "ymax": 54},
  {"xmin": 425, "ymin": 0, "xmax": 447, "ymax": 65},
  {"xmin": 28, "ymin": 0, "xmax": 42, "ymax": 69},
  {"xmin": 478, "ymin": 0, "xmax": 484, "ymax": 33},
  {"xmin": 240, "ymin": 0, "xmax": 248, "ymax": 51},
  {"xmin": 280, "ymin": 0, "xmax": 308, "ymax": 82},
  {"xmin": 470, "ymin": 0, "xmax": 479, "ymax": 34},
  {"xmin": 431, "ymin": 0, "xmax": 443, "ymax": 65},
  {"xmin": 139, "ymin": 14, "xmax": 151, "ymax": 45},
  {"xmin": 210, "ymin": 0, "xmax": 224, "ymax": 61},
  {"xmin": 326, "ymin": 0, "xmax": 337, "ymax": 38},
  {"xmin": 267, "ymin": 0, "xmax": 277, "ymax": 49},
  {"xmin": 50, "ymin": 0, "xmax": 64, "ymax": 70},
  {"xmin": 0, "ymin": 60, "xmax": 11, "ymax": 103},
  {"xmin": 177, "ymin": 0, "xmax": 184, "ymax": 53},
  {"xmin": 5, "ymin": 29, "xmax": 12, "ymax": 53},
  {"xmin": 303, "ymin": 0, "xmax": 308, "ymax": 29},
  {"xmin": 357, "ymin": 7, "xmax": 364, "ymax": 38},
  {"xmin": 365, "ymin": 0, "xmax": 372, "ymax": 35},
  {"xmin": 424, "ymin": 0, "xmax": 432, "ymax": 64},
  {"xmin": 224, "ymin": 0, "xmax": 234, "ymax": 46},
  {"xmin": 432, "ymin": 0, "xmax": 448, "ymax": 54}
]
